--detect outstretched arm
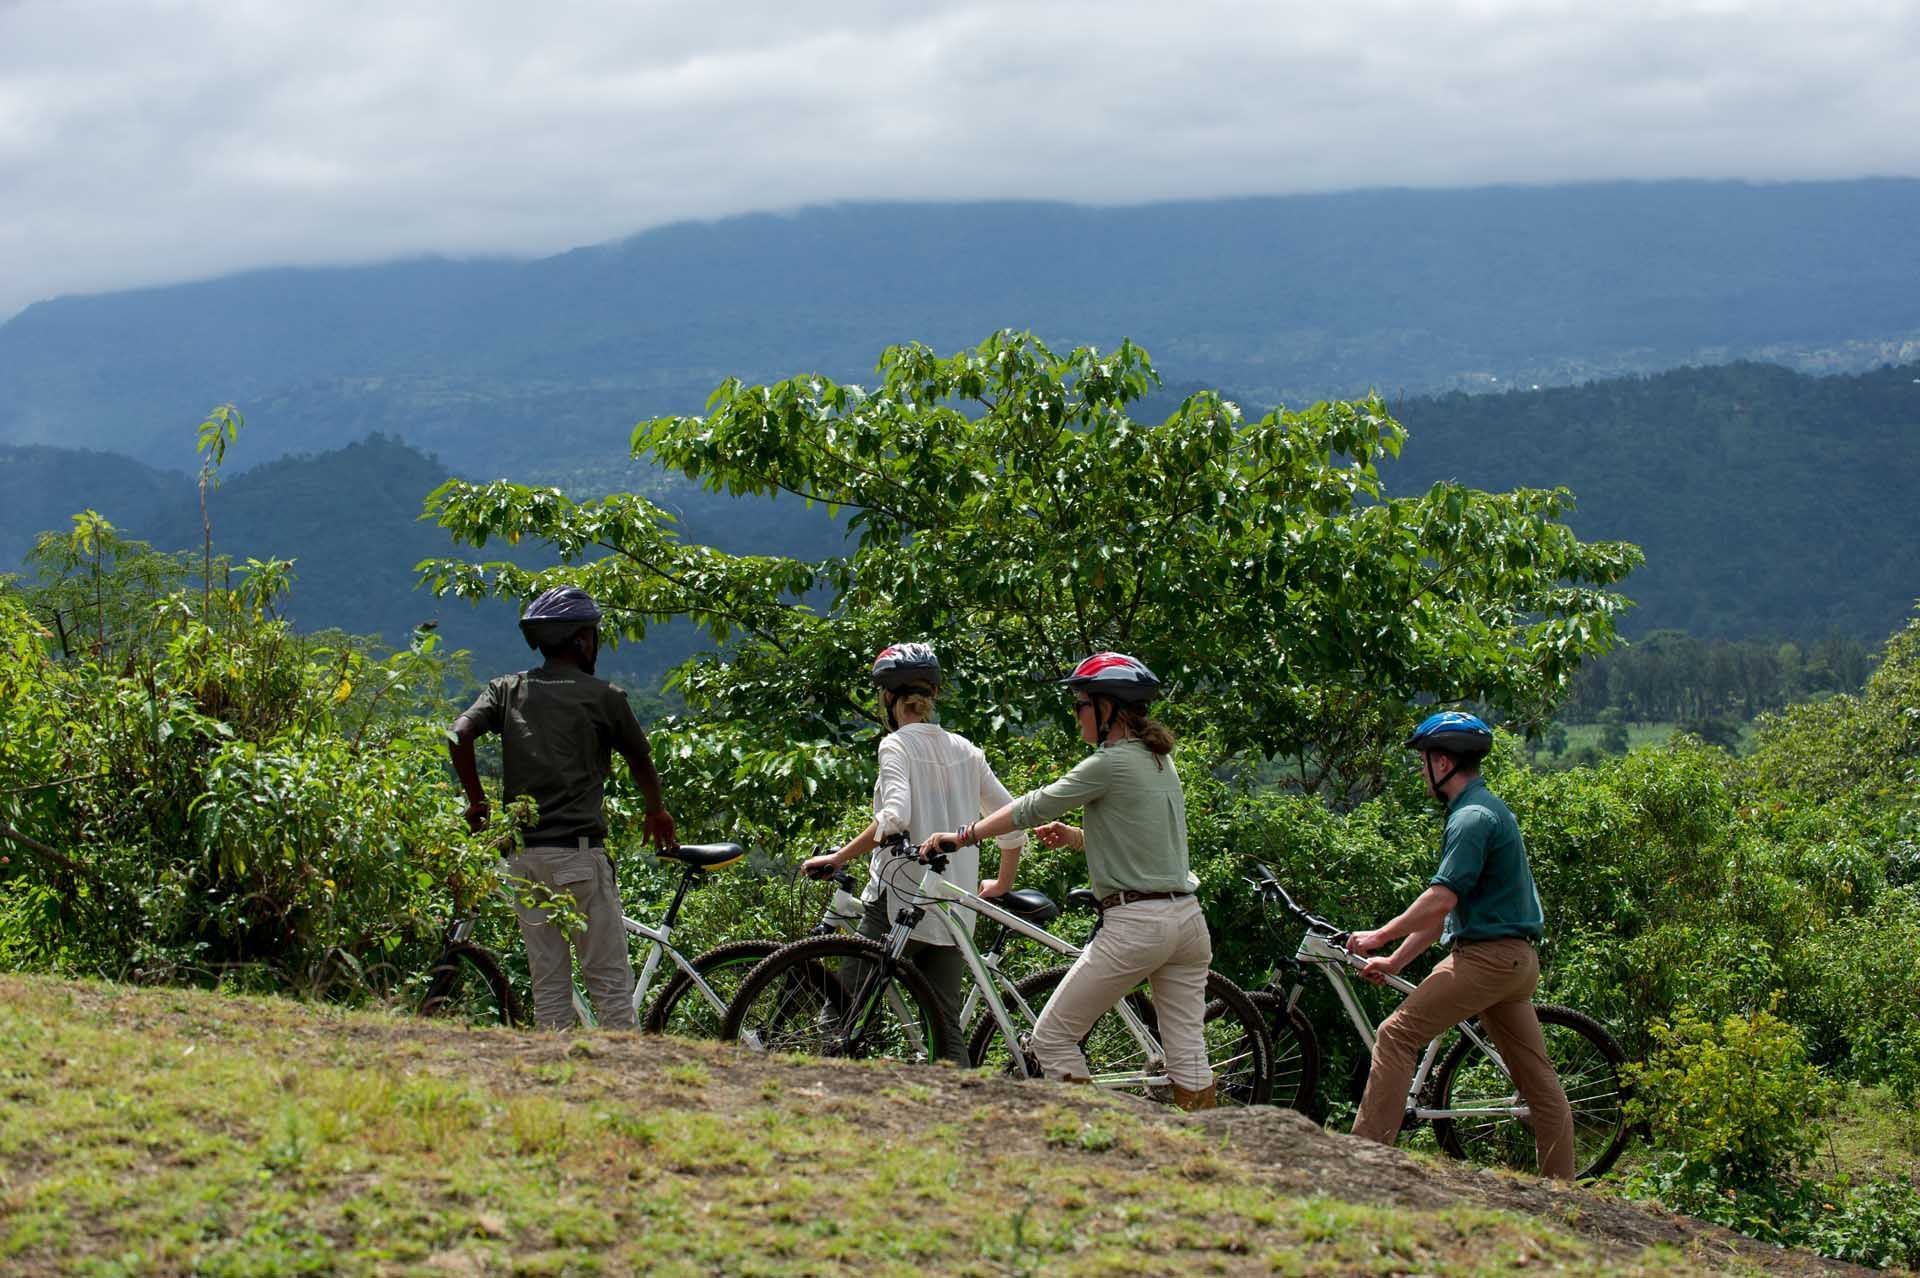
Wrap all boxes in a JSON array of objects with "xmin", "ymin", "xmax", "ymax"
[{"xmin": 1348, "ymin": 885, "xmax": 1457, "ymax": 984}]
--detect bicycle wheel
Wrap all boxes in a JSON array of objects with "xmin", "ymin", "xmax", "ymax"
[
  {"xmin": 967, "ymin": 965, "xmax": 1155, "ymax": 1085},
  {"xmin": 1429, "ymin": 1002, "xmax": 1629, "ymax": 1179},
  {"xmin": 417, "ymin": 942, "xmax": 523, "ymax": 1027},
  {"xmin": 1246, "ymin": 990, "xmax": 1322, "ymax": 1116},
  {"xmin": 1202, "ymin": 975, "xmax": 1274, "ymax": 1107},
  {"xmin": 721, "ymin": 934, "xmax": 947, "ymax": 1065},
  {"xmin": 643, "ymin": 939, "xmax": 781, "ymax": 1038},
  {"xmin": 968, "ymin": 966, "xmax": 1273, "ymax": 1107}
]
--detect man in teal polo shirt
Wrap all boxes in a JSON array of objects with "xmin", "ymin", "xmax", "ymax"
[{"xmin": 1346, "ymin": 712, "xmax": 1575, "ymax": 1179}]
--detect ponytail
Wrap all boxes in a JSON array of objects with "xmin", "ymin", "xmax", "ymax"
[{"xmin": 1118, "ymin": 705, "xmax": 1176, "ymax": 765}]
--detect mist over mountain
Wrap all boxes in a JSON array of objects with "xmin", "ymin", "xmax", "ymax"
[{"xmin": 3, "ymin": 181, "xmax": 1918, "ymax": 480}]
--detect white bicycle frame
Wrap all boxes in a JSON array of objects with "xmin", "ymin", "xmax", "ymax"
[
  {"xmin": 873, "ymin": 851, "xmax": 1166, "ymax": 1087},
  {"xmin": 1290, "ymin": 929, "xmax": 1531, "ymax": 1122}
]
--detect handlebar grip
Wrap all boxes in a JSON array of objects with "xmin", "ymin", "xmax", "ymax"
[{"xmin": 937, "ymin": 838, "xmax": 958, "ymax": 854}]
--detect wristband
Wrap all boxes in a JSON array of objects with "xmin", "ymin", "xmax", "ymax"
[{"xmin": 959, "ymin": 823, "xmax": 976, "ymax": 848}]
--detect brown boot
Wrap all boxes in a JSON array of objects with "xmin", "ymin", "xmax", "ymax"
[{"xmin": 1172, "ymin": 1081, "xmax": 1217, "ymax": 1112}]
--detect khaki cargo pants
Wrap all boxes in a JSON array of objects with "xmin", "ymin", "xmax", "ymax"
[
  {"xmin": 1030, "ymin": 895, "xmax": 1214, "ymax": 1091},
  {"xmin": 1352, "ymin": 936, "xmax": 1574, "ymax": 1179},
  {"xmin": 507, "ymin": 841, "xmax": 636, "ymax": 1030}
]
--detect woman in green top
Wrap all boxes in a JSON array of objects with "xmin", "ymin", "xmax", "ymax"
[{"xmin": 920, "ymin": 652, "xmax": 1216, "ymax": 1110}]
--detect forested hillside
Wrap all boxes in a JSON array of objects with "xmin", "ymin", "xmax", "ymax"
[
  {"xmin": 0, "ymin": 444, "xmax": 183, "ymax": 569},
  {"xmin": 3, "ymin": 181, "xmax": 1918, "ymax": 473},
  {"xmin": 7, "ymin": 358, "xmax": 1915, "ymax": 665},
  {"xmin": 1390, "ymin": 361, "xmax": 1920, "ymax": 639}
]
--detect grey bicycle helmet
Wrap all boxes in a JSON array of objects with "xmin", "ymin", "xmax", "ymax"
[
  {"xmin": 519, "ymin": 585, "xmax": 601, "ymax": 650},
  {"xmin": 870, "ymin": 642, "xmax": 941, "ymax": 693}
]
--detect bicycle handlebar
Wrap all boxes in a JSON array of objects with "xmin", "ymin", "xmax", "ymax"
[{"xmin": 1248, "ymin": 861, "xmax": 1351, "ymax": 947}]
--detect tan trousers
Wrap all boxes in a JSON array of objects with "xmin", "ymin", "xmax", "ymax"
[
  {"xmin": 1352, "ymin": 937, "xmax": 1574, "ymax": 1179},
  {"xmin": 507, "ymin": 843, "xmax": 636, "ymax": 1030},
  {"xmin": 1030, "ymin": 895, "xmax": 1214, "ymax": 1091}
]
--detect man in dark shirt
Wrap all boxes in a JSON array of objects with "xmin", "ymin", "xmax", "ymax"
[
  {"xmin": 1346, "ymin": 712, "xmax": 1574, "ymax": 1179},
  {"xmin": 447, "ymin": 586, "xmax": 676, "ymax": 1030}
]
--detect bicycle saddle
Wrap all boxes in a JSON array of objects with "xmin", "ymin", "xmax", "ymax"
[
  {"xmin": 657, "ymin": 842, "xmax": 745, "ymax": 870},
  {"xmin": 1065, "ymin": 887, "xmax": 1100, "ymax": 913},
  {"xmin": 990, "ymin": 888, "xmax": 1059, "ymax": 926}
]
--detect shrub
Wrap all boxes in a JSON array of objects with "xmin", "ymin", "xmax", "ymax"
[{"xmin": 1627, "ymin": 1005, "xmax": 1834, "ymax": 1187}]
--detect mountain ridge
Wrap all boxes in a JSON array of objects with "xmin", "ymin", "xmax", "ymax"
[{"xmin": 5, "ymin": 180, "xmax": 1918, "ymax": 473}]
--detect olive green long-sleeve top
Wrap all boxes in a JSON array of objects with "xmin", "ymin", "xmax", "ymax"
[{"xmin": 1009, "ymin": 740, "xmax": 1198, "ymax": 901}]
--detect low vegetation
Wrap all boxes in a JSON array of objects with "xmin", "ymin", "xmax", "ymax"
[{"xmin": 0, "ymin": 974, "xmax": 1879, "ymax": 1277}]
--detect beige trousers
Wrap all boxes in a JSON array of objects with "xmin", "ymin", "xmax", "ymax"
[
  {"xmin": 507, "ymin": 843, "xmax": 636, "ymax": 1030},
  {"xmin": 1352, "ymin": 937, "xmax": 1575, "ymax": 1179},
  {"xmin": 1030, "ymin": 895, "xmax": 1214, "ymax": 1091}
]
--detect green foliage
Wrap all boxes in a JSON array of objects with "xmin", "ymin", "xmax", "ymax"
[
  {"xmin": 1804, "ymin": 1178, "xmax": 1920, "ymax": 1270},
  {"xmin": 1619, "ymin": 1011, "xmax": 1920, "ymax": 1267},
  {"xmin": 1626, "ymin": 1006, "xmax": 1832, "ymax": 1187},
  {"xmin": 0, "ymin": 557, "xmax": 500, "ymax": 993},
  {"xmin": 425, "ymin": 331, "xmax": 1640, "ymax": 803}
]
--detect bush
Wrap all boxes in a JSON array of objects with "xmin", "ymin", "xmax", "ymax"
[{"xmin": 1627, "ymin": 1005, "xmax": 1834, "ymax": 1187}]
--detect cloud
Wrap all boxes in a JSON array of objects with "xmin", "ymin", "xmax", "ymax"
[{"xmin": 2, "ymin": 0, "xmax": 1917, "ymax": 319}]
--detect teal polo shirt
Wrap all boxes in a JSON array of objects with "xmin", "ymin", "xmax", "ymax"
[{"xmin": 1429, "ymin": 777, "xmax": 1545, "ymax": 945}]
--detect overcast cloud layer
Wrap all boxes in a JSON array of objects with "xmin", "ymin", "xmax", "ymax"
[{"xmin": 3, "ymin": 0, "xmax": 1918, "ymax": 320}]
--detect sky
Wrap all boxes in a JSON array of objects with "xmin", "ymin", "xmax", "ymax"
[{"xmin": 2, "ymin": 0, "xmax": 1918, "ymax": 321}]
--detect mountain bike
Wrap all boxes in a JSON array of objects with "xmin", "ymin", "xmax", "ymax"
[
  {"xmin": 417, "ymin": 840, "xmax": 759, "ymax": 1034},
  {"xmin": 722, "ymin": 834, "xmax": 1274, "ymax": 1106},
  {"xmin": 1247, "ymin": 862, "xmax": 1630, "ymax": 1178},
  {"xmin": 641, "ymin": 862, "xmax": 867, "ymax": 1036}
]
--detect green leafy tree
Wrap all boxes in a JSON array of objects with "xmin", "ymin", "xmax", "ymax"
[{"xmin": 422, "ymin": 332, "xmax": 1641, "ymax": 803}]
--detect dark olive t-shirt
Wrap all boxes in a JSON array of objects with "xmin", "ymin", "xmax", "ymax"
[
  {"xmin": 457, "ymin": 662, "xmax": 652, "ymax": 846},
  {"xmin": 1428, "ymin": 777, "xmax": 1545, "ymax": 945}
]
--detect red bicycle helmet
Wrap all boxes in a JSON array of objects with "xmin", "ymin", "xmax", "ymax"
[{"xmin": 1058, "ymin": 651, "xmax": 1161, "ymax": 705}]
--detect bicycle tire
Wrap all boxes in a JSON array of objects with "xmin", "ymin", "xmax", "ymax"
[
  {"xmin": 1246, "ymin": 990, "xmax": 1323, "ymax": 1116},
  {"xmin": 642, "ymin": 939, "xmax": 781, "ymax": 1038},
  {"xmin": 417, "ymin": 942, "xmax": 523, "ymax": 1027},
  {"xmin": 721, "ymin": 934, "xmax": 948, "ymax": 1065},
  {"xmin": 967, "ymin": 965, "xmax": 1274, "ymax": 1107},
  {"xmin": 1202, "ymin": 974, "xmax": 1275, "ymax": 1107},
  {"xmin": 1429, "ymin": 1002, "xmax": 1629, "ymax": 1180}
]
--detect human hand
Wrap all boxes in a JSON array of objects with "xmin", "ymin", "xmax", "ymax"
[
  {"xmin": 1033, "ymin": 822, "xmax": 1082, "ymax": 850},
  {"xmin": 643, "ymin": 808, "xmax": 678, "ymax": 850},
  {"xmin": 918, "ymin": 833, "xmax": 958, "ymax": 860},
  {"xmin": 1347, "ymin": 929, "xmax": 1386, "ymax": 956},
  {"xmin": 463, "ymin": 800, "xmax": 491, "ymax": 834},
  {"xmin": 978, "ymin": 877, "xmax": 1009, "ymax": 899},
  {"xmin": 1360, "ymin": 956, "xmax": 1397, "ymax": 986},
  {"xmin": 801, "ymin": 853, "xmax": 840, "ymax": 880}
]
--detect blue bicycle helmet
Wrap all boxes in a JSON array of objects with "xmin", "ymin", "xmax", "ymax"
[{"xmin": 1404, "ymin": 711, "xmax": 1494, "ymax": 759}]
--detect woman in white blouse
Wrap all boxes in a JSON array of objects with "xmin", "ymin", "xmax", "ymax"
[{"xmin": 801, "ymin": 643, "xmax": 1027, "ymax": 1063}]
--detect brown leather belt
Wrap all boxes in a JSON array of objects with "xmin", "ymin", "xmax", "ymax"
[{"xmin": 1096, "ymin": 889, "xmax": 1192, "ymax": 911}]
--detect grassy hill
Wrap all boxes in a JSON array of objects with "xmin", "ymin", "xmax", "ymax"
[{"xmin": 0, "ymin": 974, "xmax": 1868, "ymax": 1277}]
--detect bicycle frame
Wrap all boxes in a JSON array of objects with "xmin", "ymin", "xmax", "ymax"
[
  {"xmin": 1273, "ymin": 891, "xmax": 1531, "ymax": 1122},
  {"xmin": 873, "ymin": 850, "xmax": 1165, "ymax": 1086}
]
